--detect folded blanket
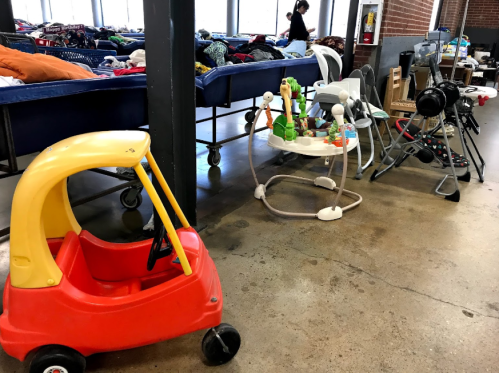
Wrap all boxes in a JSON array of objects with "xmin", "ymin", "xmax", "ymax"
[
  {"xmin": 283, "ymin": 40, "xmax": 307, "ymax": 58},
  {"xmin": 0, "ymin": 45, "xmax": 97, "ymax": 83}
]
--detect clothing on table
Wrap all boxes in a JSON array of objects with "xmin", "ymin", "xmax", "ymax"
[
  {"xmin": 288, "ymin": 10, "xmax": 309, "ymax": 44},
  {"xmin": 281, "ymin": 51, "xmax": 297, "ymax": 59},
  {"xmin": 104, "ymin": 56, "xmax": 126, "ymax": 68},
  {"xmin": 250, "ymin": 35, "xmax": 266, "ymax": 44},
  {"xmin": 71, "ymin": 62, "xmax": 93, "ymax": 72},
  {"xmin": 204, "ymin": 56, "xmax": 217, "ymax": 68},
  {"xmin": 276, "ymin": 39, "xmax": 288, "ymax": 47},
  {"xmin": 109, "ymin": 36, "xmax": 125, "ymax": 45},
  {"xmin": 128, "ymin": 49, "xmax": 146, "ymax": 67},
  {"xmin": 236, "ymin": 42, "xmax": 284, "ymax": 60},
  {"xmin": 313, "ymin": 36, "xmax": 345, "ymax": 55},
  {"xmin": 226, "ymin": 55, "xmax": 243, "ymax": 64},
  {"xmin": 249, "ymin": 49, "xmax": 274, "ymax": 62},
  {"xmin": 305, "ymin": 49, "xmax": 315, "ymax": 57},
  {"xmin": 0, "ymin": 76, "xmax": 24, "ymax": 87},
  {"xmin": 113, "ymin": 67, "xmax": 146, "ymax": 76},
  {"xmin": 204, "ymin": 41, "xmax": 228, "ymax": 67},
  {"xmin": 283, "ymin": 40, "xmax": 307, "ymax": 58},
  {"xmin": 234, "ymin": 53, "xmax": 255, "ymax": 63},
  {"xmin": 0, "ymin": 45, "xmax": 97, "ymax": 83},
  {"xmin": 195, "ymin": 62, "xmax": 211, "ymax": 75}
]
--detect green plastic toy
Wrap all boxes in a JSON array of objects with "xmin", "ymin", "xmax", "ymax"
[{"xmin": 286, "ymin": 77, "xmax": 307, "ymax": 119}]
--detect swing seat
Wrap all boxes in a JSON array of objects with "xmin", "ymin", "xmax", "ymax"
[
  {"xmin": 395, "ymin": 119, "xmax": 470, "ymax": 168},
  {"xmin": 416, "ymin": 134, "xmax": 470, "ymax": 168}
]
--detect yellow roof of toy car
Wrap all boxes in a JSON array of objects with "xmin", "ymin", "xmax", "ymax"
[{"xmin": 10, "ymin": 131, "xmax": 150, "ymax": 289}]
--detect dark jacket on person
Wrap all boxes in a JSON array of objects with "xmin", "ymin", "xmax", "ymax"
[{"xmin": 288, "ymin": 10, "xmax": 309, "ymax": 43}]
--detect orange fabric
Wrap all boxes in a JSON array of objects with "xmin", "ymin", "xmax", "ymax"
[{"xmin": 0, "ymin": 45, "xmax": 97, "ymax": 83}]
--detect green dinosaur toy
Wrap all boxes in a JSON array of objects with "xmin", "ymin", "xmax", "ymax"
[
  {"xmin": 287, "ymin": 77, "xmax": 307, "ymax": 119},
  {"xmin": 327, "ymin": 120, "xmax": 340, "ymax": 144}
]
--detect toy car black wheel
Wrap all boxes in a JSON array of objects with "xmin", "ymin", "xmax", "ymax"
[
  {"xmin": 202, "ymin": 323, "xmax": 241, "ymax": 365},
  {"xmin": 244, "ymin": 111, "xmax": 256, "ymax": 123},
  {"xmin": 207, "ymin": 149, "xmax": 221, "ymax": 167},
  {"xmin": 29, "ymin": 346, "xmax": 86, "ymax": 373},
  {"xmin": 120, "ymin": 189, "xmax": 143, "ymax": 210}
]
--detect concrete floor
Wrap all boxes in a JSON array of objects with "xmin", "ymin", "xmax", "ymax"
[{"xmin": 0, "ymin": 96, "xmax": 498, "ymax": 372}]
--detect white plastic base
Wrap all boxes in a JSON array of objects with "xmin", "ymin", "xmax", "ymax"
[
  {"xmin": 459, "ymin": 86, "xmax": 497, "ymax": 99},
  {"xmin": 314, "ymin": 176, "xmax": 336, "ymax": 190},
  {"xmin": 267, "ymin": 134, "xmax": 358, "ymax": 156},
  {"xmin": 254, "ymin": 184, "xmax": 266, "ymax": 200},
  {"xmin": 317, "ymin": 206, "xmax": 343, "ymax": 221}
]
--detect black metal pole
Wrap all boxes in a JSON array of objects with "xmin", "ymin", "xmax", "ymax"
[
  {"xmin": 343, "ymin": 0, "xmax": 359, "ymax": 77},
  {"xmin": 0, "ymin": 0, "xmax": 15, "ymax": 33},
  {"xmin": 143, "ymin": 0, "xmax": 197, "ymax": 226}
]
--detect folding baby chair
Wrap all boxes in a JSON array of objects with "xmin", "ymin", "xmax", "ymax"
[
  {"xmin": 360, "ymin": 65, "xmax": 397, "ymax": 163},
  {"xmin": 310, "ymin": 46, "xmax": 377, "ymax": 179},
  {"xmin": 370, "ymin": 83, "xmax": 470, "ymax": 202}
]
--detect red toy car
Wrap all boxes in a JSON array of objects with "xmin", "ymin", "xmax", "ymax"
[{"xmin": 0, "ymin": 131, "xmax": 240, "ymax": 372}]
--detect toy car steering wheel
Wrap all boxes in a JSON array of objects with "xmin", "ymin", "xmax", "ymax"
[{"xmin": 147, "ymin": 223, "xmax": 173, "ymax": 271}]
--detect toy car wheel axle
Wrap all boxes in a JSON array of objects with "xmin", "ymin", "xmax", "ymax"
[
  {"xmin": 202, "ymin": 323, "xmax": 241, "ymax": 365},
  {"xmin": 30, "ymin": 346, "xmax": 85, "ymax": 373}
]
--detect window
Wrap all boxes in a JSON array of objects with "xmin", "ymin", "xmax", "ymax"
[
  {"xmin": 50, "ymin": 0, "xmax": 93, "ymax": 25},
  {"xmin": 12, "ymin": 0, "xmax": 43, "ymax": 25},
  {"xmin": 128, "ymin": 0, "xmax": 144, "ymax": 29},
  {"xmin": 276, "ymin": 0, "xmax": 320, "ymax": 37},
  {"xmin": 195, "ymin": 0, "xmax": 227, "ymax": 33},
  {"xmin": 101, "ymin": 0, "xmax": 144, "ymax": 29},
  {"xmin": 331, "ymin": 0, "xmax": 349, "ymax": 37},
  {"xmin": 102, "ymin": 0, "xmax": 129, "ymax": 28},
  {"xmin": 239, "ymin": 0, "xmax": 278, "ymax": 35},
  {"xmin": 429, "ymin": 0, "xmax": 441, "ymax": 31}
]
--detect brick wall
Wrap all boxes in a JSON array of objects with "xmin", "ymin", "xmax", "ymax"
[
  {"xmin": 380, "ymin": 0, "xmax": 436, "ymax": 36},
  {"xmin": 354, "ymin": 0, "xmax": 436, "ymax": 68},
  {"xmin": 461, "ymin": 0, "xmax": 499, "ymax": 29},
  {"xmin": 440, "ymin": 0, "xmax": 465, "ymax": 34}
]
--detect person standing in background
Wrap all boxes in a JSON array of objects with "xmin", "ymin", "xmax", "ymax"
[
  {"xmin": 287, "ymin": 1, "xmax": 315, "ymax": 43},
  {"xmin": 280, "ymin": 6, "xmax": 315, "ymax": 38}
]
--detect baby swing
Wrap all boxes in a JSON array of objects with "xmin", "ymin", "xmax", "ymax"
[
  {"xmin": 310, "ymin": 45, "xmax": 378, "ymax": 179},
  {"xmin": 370, "ymin": 82, "xmax": 470, "ymax": 202},
  {"xmin": 247, "ymin": 79, "xmax": 362, "ymax": 221},
  {"xmin": 429, "ymin": 58, "xmax": 497, "ymax": 182}
]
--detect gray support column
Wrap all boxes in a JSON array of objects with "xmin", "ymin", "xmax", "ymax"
[
  {"xmin": 317, "ymin": 0, "xmax": 333, "ymax": 38},
  {"xmin": 91, "ymin": 0, "xmax": 104, "ymax": 27},
  {"xmin": 144, "ymin": 0, "xmax": 197, "ymax": 225},
  {"xmin": 343, "ymin": 0, "xmax": 359, "ymax": 77},
  {"xmin": 0, "ymin": 0, "xmax": 15, "ymax": 33},
  {"xmin": 40, "ymin": 0, "xmax": 51, "ymax": 23},
  {"xmin": 227, "ymin": 0, "xmax": 238, "ymax": 37}
]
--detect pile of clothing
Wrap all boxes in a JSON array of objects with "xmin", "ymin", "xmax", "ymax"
[
  {"xmin": 236, "ymin": 36, "xmax": 285, "ymax": 61},
  {"xmin": 103, "ymin": 49, "xmax": 146, "ymax": 76},
  {"xmin": 312, "ymin": 36, "xmax": 345, "ymax": 56},
  {"xmin": 0, "ymin": 45, "xmax": 97, "ymax": 84},
  {"xmin": 194, "ymin": 34, "xmax": 288, "ymax": 75},
  {"xmin": 29, "ymin": 29, "xmax": 96, "ymax": 49}
]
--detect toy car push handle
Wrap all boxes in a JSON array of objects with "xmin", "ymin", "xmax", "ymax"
[
  {"xmin": 145, "ymin": 152, "xmax": 190, "ymax": 229},
  {"xmin": 134, "ymin": 153, "xmax": 192, "ymax": 276}
]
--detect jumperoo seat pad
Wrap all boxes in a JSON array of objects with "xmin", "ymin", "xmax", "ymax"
[{"xmin": 395, "ymin": 119, "xmax": 469, "ymax": 168}]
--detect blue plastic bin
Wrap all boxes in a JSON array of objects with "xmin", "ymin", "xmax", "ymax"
[{"xmin": 38, "ymin": 46, "xmax": 117, "ymax": 68}]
